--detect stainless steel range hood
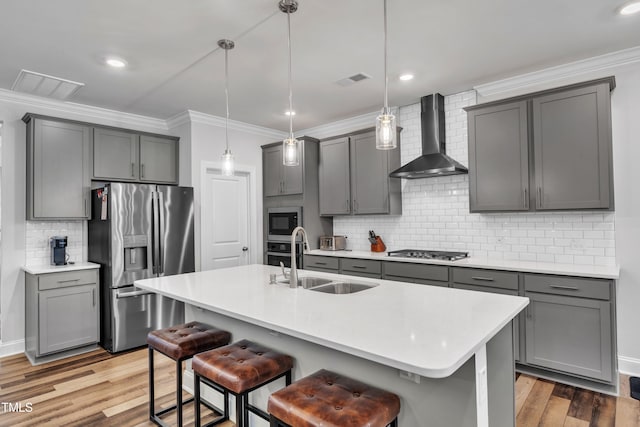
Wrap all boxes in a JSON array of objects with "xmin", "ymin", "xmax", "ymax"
[{"xmin": 389, "ymin": 94, "xmax": 468, "ymax": 179}]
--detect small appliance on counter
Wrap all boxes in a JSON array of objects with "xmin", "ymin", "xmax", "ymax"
[
  {"xmin": 368, "ymin": 230, "xmax": 386, "ymax": 253},
  {"xmin": 50, "ymin": 236, "xmax": 68, "ymax": 265},
  {"xmin": 319, "ymin": 235, "xmax": 347, "ymax": 251}
]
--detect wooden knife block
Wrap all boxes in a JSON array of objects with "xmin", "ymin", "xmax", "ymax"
[{"xmin": 371, "ymin": 236, "xmax": 386, "ymax": 252}]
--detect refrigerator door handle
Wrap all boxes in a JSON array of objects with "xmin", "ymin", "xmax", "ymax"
[
  {"xmin": 158, "ymin": 191, "xmax": 166, "ymax": 275},
  {"xmin": 151, "ymin": 192, "xmax": 160, "ymax": 275}
]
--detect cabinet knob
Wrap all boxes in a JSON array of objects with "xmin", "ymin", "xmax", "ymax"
[{"xmin": 242, "ymin": 246, "xmax": 249, "ymax": 252}]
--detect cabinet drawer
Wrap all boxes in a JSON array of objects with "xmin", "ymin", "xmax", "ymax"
[
  {"xmin": 524, "ymin": 274, "xmax": 611, "ymax": 300},
  {"xmin": 452, "ymin": 268, "xmax": 518, "ymax": 290},
  {"xmin": 384, "ymin": 275, "xmax": 448, "ymax": 287},
  {"xmin": 340, "ymin": 258, "xmax": 381, "ymax": 275},
  {"xmin": 38, "ymin": 269, "xmax": 98, "ymax": 291},
  {"xmin": 304, "ymin": 255, "xmax": 339, "ymax": 271},
  {"xmin": 383, "ymin": 262, "xmax": 448, "ymax": 283}
]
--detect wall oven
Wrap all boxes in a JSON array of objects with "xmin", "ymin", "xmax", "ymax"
[
  {"xmin": 266, "ymin": 241, "xmax": 302, "ymax": 268},
  {"xmin": 267, "ymin": 207, "xmax": 302, "ymax": 241}
]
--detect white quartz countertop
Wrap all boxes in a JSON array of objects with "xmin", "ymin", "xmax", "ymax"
[
  {"xmin": 22, "ymin": 262, "xmax": 100, "ymax": 275},
  {"xmin": 307, "ymin": 249, "xmax": 620, "ymax": 279},
  {"xmin": 135, "ymin": 264, "xmax": 528, "ymax": 378}
]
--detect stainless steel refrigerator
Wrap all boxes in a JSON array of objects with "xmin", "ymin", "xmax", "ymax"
[{"xmin": 88, "ymin": 183, "xmax": 194, "ymax": 353}]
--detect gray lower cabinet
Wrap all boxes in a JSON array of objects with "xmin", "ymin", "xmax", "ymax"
[
  {"xmin": 467, "ymin": 101, "xmax": 529, "ymax": 212},
  {"xmin": 92, "ymin": 128, "xmax": 139, "ymax": 181},
  {"xmin": 25, "ymin": 116, "xmax": 91, "ymax": 220},
  {"xmin": 465, "ymin": 77, "xmax": 614, "ymax": 212},
  {"xmin": 452, "ymin": 267, "xmax": 521, "ymax": 362},
  {"xmin": 319, "ymin": 129, "xmax": 401, "ymax": 216},
  {"xmin": 139, "ymin": 135, "xmax": 178, "ymax": 184},
  {"xmin": 263, "ymin": 143, "xmax": 303, "ymax": 197},
  {"xmin": 304, "ymin": 255, "xmax": 340, "ymax": 273},
  {"xmin": 383, "ymin": 262, "xmax": 449, "ymax": 287},
  {"xmin": 523, "ymin": 274, "xmax": 614, "ymax": 382},
  {"xmin": 25, "ymin": 269, "xmax": 100, "ymax": 361},
  {"xmin": 341, "ymin": 258, "xmax": 381, "ymax": 278}
]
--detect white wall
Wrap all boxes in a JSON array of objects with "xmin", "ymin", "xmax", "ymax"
[{"xmin": 176, "ymin": 113, "xmax": 285, "ymax": 271}]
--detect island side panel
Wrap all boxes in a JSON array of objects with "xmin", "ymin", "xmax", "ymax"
[{"xmin": 186, "ymin": 305, "xmax": 515, "ymax": 427}]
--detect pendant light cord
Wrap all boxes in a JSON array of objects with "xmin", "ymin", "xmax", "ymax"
[
  {"xmin": 224, "ymin": 46, "xmax": 230, "ymax": 151},
  {"xmin": 383, "ymin": 0, "xmax": 389, "ymax": 113},
  {"xmin": 287, "ymin": 9, "xmax": 294, "ymax": 139}
]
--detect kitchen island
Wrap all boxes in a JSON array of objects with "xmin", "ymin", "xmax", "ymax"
[{"xmin": 135, "ymin": 264, "xmax": 528, "ymax": 427}]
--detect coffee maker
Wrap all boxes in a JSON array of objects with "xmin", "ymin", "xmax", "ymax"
[{"xmin": 50, "ymin": 236, "xmax": 68, "ymax": 266}]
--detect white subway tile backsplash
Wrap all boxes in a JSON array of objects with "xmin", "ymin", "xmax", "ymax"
[
  {"xmin": 25, "ymin": 221, "xmax": 85, "ymax": 266},
  {"xmin": 333, "ymin": 90, "xmax": 616, "ymax": 266}
]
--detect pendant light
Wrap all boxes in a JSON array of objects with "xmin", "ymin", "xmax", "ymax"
[
  {"xmin": 219, "ymin": 39, "xmax": 235, "ymax": 176},
  {"xmin": 375, "ymin": 0, "xmax": 397, "ymax": 150},
  {"xmin": 280, "ymin": 0, "xmax": 300, "ymax": 166}
]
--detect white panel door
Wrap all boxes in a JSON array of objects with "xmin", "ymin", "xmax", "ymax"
[{"xmin": 202, "ymin": 170, "xmax": 250, "ymax": 270}]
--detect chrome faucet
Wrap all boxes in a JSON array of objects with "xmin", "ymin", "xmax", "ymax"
[{"xmin": 290, "ymin": 226, "xmax": 310, "ymax": 288}]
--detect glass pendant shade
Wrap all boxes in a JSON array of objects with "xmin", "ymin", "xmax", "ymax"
[
  {"xmin": 221, "ymin": 148, "xmax": 234, "ymax": 176},
  {"xmin": 376, "ymin": 111, "xmax": 397, "ymax": 149},
  {"xmin": 282, "ymin": 137, "xmax": 299, "ymax": 166}
]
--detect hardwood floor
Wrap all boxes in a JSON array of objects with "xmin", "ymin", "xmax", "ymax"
[{"xmin": 0, "ymin": 348, "xmax": 638, "ymax": 426}]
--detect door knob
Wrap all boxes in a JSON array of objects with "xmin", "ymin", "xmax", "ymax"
[{"xmin": 242, "ymin": 247, "xmax": 249, "ymax": 251}]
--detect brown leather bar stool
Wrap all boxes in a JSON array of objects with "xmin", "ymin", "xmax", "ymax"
[
  {"xmin": 267, "ymin": 369, "xmax": 401, "ymax": 427},
  {"xmin": 147, "ymin": 321, "xmax": 231, "ymax": 427},
  {"xmin": 192, "ymin": 339, "xmax": 294, "ymax": 427}
]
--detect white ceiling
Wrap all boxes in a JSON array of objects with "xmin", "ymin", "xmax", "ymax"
[{"xmin": 1, "ymin": 0, "xmax": 639, "ymax": 131}]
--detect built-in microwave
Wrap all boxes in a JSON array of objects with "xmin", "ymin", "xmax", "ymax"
[{"xmin": 267, "ymin": 207, "xmax": 302, "ymax": 241}]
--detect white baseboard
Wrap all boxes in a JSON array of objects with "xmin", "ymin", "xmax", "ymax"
[
  {"xmin": 619, "ymin": 355, "xmax": 640, "ymax": 377},
  {"xmin": 0, "ymin": 339, "xmax": 25, "ymax": 358}
]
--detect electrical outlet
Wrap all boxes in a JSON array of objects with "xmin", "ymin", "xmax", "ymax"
[{"xmin": 399, "ymin": 370, "xmax": 421, "ymax": 384}]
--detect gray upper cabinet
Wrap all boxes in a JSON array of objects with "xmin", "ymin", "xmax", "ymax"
[
  {"xmin": 532, "ymin": 83, "xmax": 612, "ymax": 210},
  {"xmin": 465, "ymin": 77, "xmax": 614, "ymax": 212},
  {"xmin": 263, "ymin": 143, "xmax": 303, "ymax": 197},
  {"xmin": 139, "ymin": 135, "xmax": 178, "ymax": 184},
  {"xmin": 92, "ymin": 128, "xmax": 139, "ymax": 181},
  {"xmin": 318, "ymin": 137, "xmax": 351, "ymax": 215},
  {"xmin": 25, "ymin": 116, "xmax": 91, "ymax": 220},
  {"xmin": 467, "ymin": 101, "xmax": 529, "ymax": 212},
  {"xmin": 319, "ymin": 129, "xmax": 401, "ymax": 216},
  {"xmin": 350, "ymin": 132, "xmax": 391, "ymax": 214}
]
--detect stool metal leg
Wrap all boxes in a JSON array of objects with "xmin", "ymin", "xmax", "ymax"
[
  {"xmin": 235, "ymin": 392, "xmax": 244, "ymax": 427},
  {"xmin": 176, "ymin": 359, "xmax": 183, "ymax": 426},
  {"xmin": 148, "ymin": 346, "xmax": 155, "ymax": 421},
  {"xmin": 195, "ymin": 373, "xmax": 201, "ymax": 427}
]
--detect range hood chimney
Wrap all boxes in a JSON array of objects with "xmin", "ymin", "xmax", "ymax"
[{"xmin": 389, "ymin": 94, "xmax": 468, "ymax": 179}]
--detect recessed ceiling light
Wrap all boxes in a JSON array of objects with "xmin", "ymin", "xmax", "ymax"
[
  {"xmin": 399, "ymin": 74, "xmax": 414, "ymax": 81},
  {"xmin": 105, "ymin": 57, "xmax": 127, "ymax": 68},
  {"xmin": 285, "ymin": 110, "xmax": 296, "ymax": 116},
  {"xmin": 620, "ymin": 1, "xmax": 640, "ymax": 14}
]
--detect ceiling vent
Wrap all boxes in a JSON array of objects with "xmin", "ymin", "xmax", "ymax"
[
  {"xmin": 11, "ymin": 69, "xmax": 84, "ymax": 100},
  {"xmin": 336, "ymin": 72, "xmax": 371, "ymax": 87}
]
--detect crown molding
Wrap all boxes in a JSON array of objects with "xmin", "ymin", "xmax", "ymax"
[
  {"xmin": 0, "ymin": 88, "xmax": 168, "ymax": 132},
  {"xmin": 172, "ymin": 110, "xmax": 287, "ymax": 140},
  {"xmin": 297, "ymin": 108, "xmax": 398, "ymax": 140},
  {"xmin": 474, "ymin": 45, "xmax": 640, "ymax": 97}
]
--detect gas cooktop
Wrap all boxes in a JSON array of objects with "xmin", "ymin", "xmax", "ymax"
[{"xmin": 387, "ymin": 249, "xmax": 469, "ymax": 261}]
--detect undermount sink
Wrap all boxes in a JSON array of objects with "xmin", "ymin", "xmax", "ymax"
[
  {"xmin": 308, "ymin": 281, "xmax": 378, "ymax": 294},
  {"xmin": 278, "ymin": 276, "xmax": 333, "ymax": 288}
]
